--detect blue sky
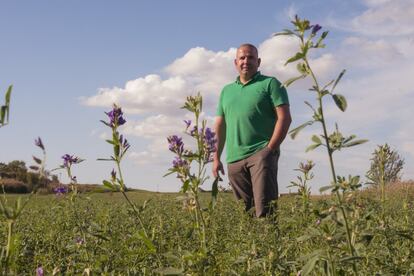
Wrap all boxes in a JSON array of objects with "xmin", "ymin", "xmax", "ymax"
[{"xmin": 1, "ymin": 0, "xmax": 413, "ymax": 193}]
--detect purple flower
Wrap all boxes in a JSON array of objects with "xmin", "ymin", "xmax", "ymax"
[
  {"xmin": 54, "ymin": 186, "xmax": 68, "ymax": 195},
  {"xmin": 316, "ymin": 219, "xmax": 321, "ymax": 226},
  {"xmin": 172, "ymin": 156, "xmax": 187, "ymax": 169},
  {"xmin": 75, "ymin": 237, "xmax": 85, "ymax": 245},
  {"xmin": 36, "ymin": 266, "xmax": 44, "ymax": 276},
  {"xmin": 62, "ymin": 154, "xmax": 81, "ymax": 168},
  {"xmin": 119, "ymin": 134, "xmax": 130, "ymax": 149},
  {"xmin": 111, "ymin": 169, "xmax": 116, "ymax": 180},
  {"xmin": 35, "ymin": 137, "xmax": 45, "ymax": 150},
  {"xmin": 184, "ymin": 120, "xmax": 191, "ymax": 129},
  {"xmin": 105, "ymin": 105, "xmax": 126, "ymax": 127},
  {"xmin": 167, "ymin": 135, "xmax": 184, "ymax": 155},
  {"xmin": 204, "ymin": 127, "xmax": 217, "ymax": 152},
  {"xmin": 311, "ymin": 24, "xmax": 322, "ymax": 35}
]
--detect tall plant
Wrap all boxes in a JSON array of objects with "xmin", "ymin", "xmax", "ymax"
[
  {"xmin": 0, "ymin": 85, "xmax": 12, "ymax": 128},
  {"xmin": 99, "ymin": 104, "xmax": 159, "ymax": 261},
  {"xmin": 165, "ymin": 93, "xmax": 220, "ymax": 253},
  {"xmin": 275, "ymin": 15, "xmax": 368, "ymax": 274}
]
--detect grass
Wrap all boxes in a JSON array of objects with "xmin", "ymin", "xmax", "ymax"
[{"xmin": 0, "ymin": 183, "xmax": 413, "ymax": 275}]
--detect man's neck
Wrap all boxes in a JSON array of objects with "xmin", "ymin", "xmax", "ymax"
[{"xmin": 239, "ymin": 71, "xmax": 259, "ymax": 84}]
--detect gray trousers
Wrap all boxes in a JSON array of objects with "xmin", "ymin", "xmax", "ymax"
[{"xmin": 227, "ymin": 147, "xmax": 279, "ymax": 217}]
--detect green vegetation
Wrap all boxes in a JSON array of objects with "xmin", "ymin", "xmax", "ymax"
[{"xmin": 0, "ymin": 187, "xmax": 412, "ymax": 275}]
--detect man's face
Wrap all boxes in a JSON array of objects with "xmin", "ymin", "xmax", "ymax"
[{"xmin": 234, "ymin": 46, "xmax": 261, "ymax": 80}]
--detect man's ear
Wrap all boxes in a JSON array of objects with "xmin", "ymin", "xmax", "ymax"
[
  {"xmin": 234, "ymin": 59, "xmax": 238, "ymax": 66},
  {"xmin": 258, "ymin": 58, "xmax": 261, "ymax": 67}
]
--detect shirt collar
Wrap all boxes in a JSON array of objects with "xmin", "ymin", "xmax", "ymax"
[{"xmin": 236, "ymin": 71, "xmax": 261, "ymax": 85}]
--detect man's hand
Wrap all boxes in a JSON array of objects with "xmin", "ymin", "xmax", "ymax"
[{"xmin": 212, "ymin": 158, "xmax": 225, "ymax": 178}]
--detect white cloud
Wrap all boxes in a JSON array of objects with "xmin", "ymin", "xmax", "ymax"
[
  {"xmin": 81, "ymin": 74, "xmax": 194, "ymax": 115},
  {"xmin": 352, "ymin": 0, "xmax": 414, "ymax": 36},
  {"xmin": 123, "ymin": 114, "xmax": 185, "ymax": 139}
]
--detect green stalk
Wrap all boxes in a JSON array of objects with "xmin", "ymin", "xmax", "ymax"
[
  {"xmin": 115, "ymin": 156, "xmax": 162, "ymax": 264},
  {"xmin": 4, "ymin": 220, "xmax": 14, "ymax": 273},
  {"xmin": 304, "ymin": 56, "xmax": 358, "ymax": 274}
]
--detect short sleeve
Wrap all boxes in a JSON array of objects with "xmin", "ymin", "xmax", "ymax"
[
  {"xmin": 269, "ymin": 78, "xmax": 289, "ymax": 107},
  {"xmin": 216, "ymin": 89, "xmax": 225, "ymax": 116}
]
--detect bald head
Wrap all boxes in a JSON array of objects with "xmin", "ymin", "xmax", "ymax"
[{"xmin": 237, "ymin": 43, "xmax": 258, "ymax": 55}]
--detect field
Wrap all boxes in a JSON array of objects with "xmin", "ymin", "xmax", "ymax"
[{"xmin": 1, "ymin": 183, "xmax": 413, "ymax": 275}]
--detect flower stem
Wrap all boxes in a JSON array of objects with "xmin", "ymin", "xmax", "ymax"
[{"xmin": 304, "ymin": 56, "xmax": 358, "ymax": 274}]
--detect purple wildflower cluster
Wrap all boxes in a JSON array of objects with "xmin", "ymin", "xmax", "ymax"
[
  {"xmin": 184, "ymin": 120, "xmax": 191, "ymax": 129},
  {"xmin": 172, "ymin": 156, "xmax": 188, "ymax": 169},
  {"xmin": 202, "ymin": 127, "xmax": 217, "ymax": 162},
  {"xmin": 62, "ymin": 154, "xmax": 81, "ymax": 168},
  {"xmin": 167, "ymin": 135, "xmax": 184, "ymax": 155},
  {"xmin": 105, "ymin": 105, "xmax": 126, "ymax": 127},
  {"xmin": 204, "ymin": 128, "xmax": 216, "ymax": 152},
  {"xmin": 111, "ymin": 169, "xmax": 117, "ymax": 180},
  {"xmin": 75, "ymin": 236, "xmax": 85, "ymax": 245},
  {"xmin": 311, "ymin": 24, "xmax": 322, "ymax": 35},
  {"xmin": 54, "ymin": 186, "xmax": 68, "ymax": 195},
  {"xmin": 36, "ymin": 266, "xmax": 44, "ymax": 276},
  {"xmin": 35, "ymin": 137, "xmax": 45, "ymax": 150}
]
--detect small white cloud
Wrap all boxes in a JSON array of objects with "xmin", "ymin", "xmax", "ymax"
[{"xmin": 81, "ymin": 74, "xmax": 194, "ymax": 115}]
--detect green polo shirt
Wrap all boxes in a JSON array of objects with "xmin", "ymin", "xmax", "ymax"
[{"xmin": 216, "ymin": 72, "xmax": 289, "ymax": 163}]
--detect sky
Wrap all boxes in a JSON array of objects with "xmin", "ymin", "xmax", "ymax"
[{"xmin": 1, "ymin": 0, "xmax": 413, "ymax": 193}]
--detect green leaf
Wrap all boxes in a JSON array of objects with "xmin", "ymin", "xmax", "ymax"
[
  {"xmin": 314, "ymin": 31, "xmax": 329, "ymax": 48},
  {"xmin": 105, "ymin": 139, "xmax": 115, "ymax": 145},
  {"xmin": 320, "ymin": 90, "xmax": 329, "ymax": 97},
  {"xmin": 5, "ymin": 85, "xmax": 12, "ymax": 105},
  {"xmin": 331, "ymin": 69, "xmax": 346, "ymax": 94},
  {"xmin": 0, "ymin": 106, "xmax": 6, "ymax": 124},
  {"xmin": 32, "ymin": 156, "xmax": 42, "ymax": 165},
  {"xmin": 311, "ymin": 135, "xmax": 322, "ymax": 144},
  {"xmin": 163, "ymin": 169, "xmax": 176, "ymax": 178},
  {"xmin": 296, "ymin": 62, "xmax": 308, "ymax": 74},
  {"xmin": 301, "ymin": 250, "xmax": 323, "ymax": 275},
  {"xmin": 99, "ymin": 120, "xmax": 110, "ymax": 127},
  {"xmin": 332, "ymin": 94, "xmax": 347, "ymax": 112},
  {"xmin": 273, "ymin": 29, "xmax": 295, "ymax": 36},
  {"xmin": 289, "ymin": 120, "xmax": 314, "ymax": 139},
  {"xmin": 339, "ymin": 256, "xmax": 363, "ymax": 263},
  {"xmin": 306, "ymin": 143, "xmax": 321, "ymax": 152},
  {"xmin": 181, "ymin": 179, "xmax": 190, "ymax": 193},
  {"xmin": 284, "ymin": 52, "xmax": 304, "ymax": 66},
  {"xmin": 343, "ymin": 139, "xmax": 369, "ymax": 147},
  {"xmin": 282, "ymin": 75, "xmax": 306, "ymax": 88},
  {"xmin": 102, "ymin": 180, "xmax": 115, "ymax": 190},
  {"xmin": 97, "ymin": 158, "xmax": 115, "ymax": 161},
  {"xmin": 319, "ymin": 185, "xmax": 336, "ymax": 193},
  {"xmin": 137, "ymin": 230, "xmax": 156, "ymax": 253}
]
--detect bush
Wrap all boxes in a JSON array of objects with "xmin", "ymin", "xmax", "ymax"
[
  {"xmin": 366, "ymin": 144, "xmax": 405, "ymax": 185},
  {"xmin": 0, "ymin": 178, "xmax": 29, "ymax": 193}
]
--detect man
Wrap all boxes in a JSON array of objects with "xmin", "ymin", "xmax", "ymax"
[{"xmin": 213, "ymin": 43, "xmax": 291, "ymax": 217}]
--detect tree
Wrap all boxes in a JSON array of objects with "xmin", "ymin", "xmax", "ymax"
[
  {"xmin": 5, "ymin": 161, "xmax": 28, "ymax": 182},
  {"xmin": 366, "ymin": 144, "xmax": 405, "ymax": 185}
]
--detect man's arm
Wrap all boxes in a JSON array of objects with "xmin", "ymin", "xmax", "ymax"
[
  {"xmin": 267, "ymin": 104, "xmax": 292, "ymax": 151},
  {"xmin": 213, "ymin": 116, "xmax": 226, "ymax": 178}
]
